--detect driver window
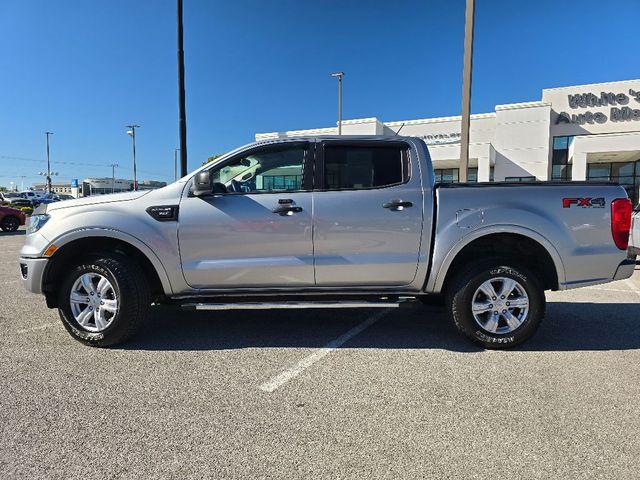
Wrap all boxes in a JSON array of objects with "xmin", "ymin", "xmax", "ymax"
[{"xmin": 210, "ymin": 146, "xmax": 306, "ymax": 194}]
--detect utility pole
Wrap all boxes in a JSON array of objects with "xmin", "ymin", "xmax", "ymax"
[
  {"xmin": 126, "ymin": 125, "xmax": 140, "ymax": 190},
  {"xmin": 330, "ymin": 72, "xmax": 344, "ymax": 134},
  {"xmin": 19, "ymin": 176, "xmax": 26, "ymax": 191},
  {"xmin": 174, "ymin": 148, "xmax": 180, "ymax": 181},
  {"xmin": 459, "ymin": 0, "xmax": 475, "ymax": 183},
  {"xmin": 45, "ymin": 131, "xmax": 54, "ymax": 193},
  {"xmin": 109, "ymin": 163, "xmax": 119, "ymax": 193},
  {"xmin": 177, "ymin": 0, "xmax": 188, "ymax": 176}
]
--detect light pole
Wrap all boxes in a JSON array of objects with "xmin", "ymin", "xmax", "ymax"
[
  {"xmin": 126, "ymin": 125, "xmax": 140, "ymax": 190},
  {"xmin": 459, "ymin": 0, "xmax": 475, "ymax": 183},
  {"xmin": 45, "ymin": 131, "xmax": 54, "ymax": 193},
  {"xmin": 174, "ymin": 148, "xmax": 180, "ymax": 181},
  {"xmin": 19, "ymin": 176, "xmax": 26, "ymax": 191},
  {"xmin": 108, "ymin": 163, "xmax": 119, "ymax": 193},
  {"xmin": 177, "ymin": 0, "xmax": 188, "ymax": 177},
  {"xmin": 330, "ymin": 72, "xmax": 344, "ymax": 135}
]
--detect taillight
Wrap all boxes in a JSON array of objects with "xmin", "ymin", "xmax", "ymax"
[{"xmin": 611, "ymin": 198, "xmax": 632, "ymax": 250}]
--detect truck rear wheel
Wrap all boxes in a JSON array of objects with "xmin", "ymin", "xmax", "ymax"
[
  {"xmin": 446, "ymin": 260, "xmax": 545, "ymax": 348},
  {"xmin": 57, "ymin": 254, "xmax": 150, "ymax": 347}
]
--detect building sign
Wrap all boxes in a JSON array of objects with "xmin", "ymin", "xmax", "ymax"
[
  {"xmin": 555, "ymin": 89, "xmax": 640, "ymax": 125},
  {"xmin": 419, "ymin": 132, "xmax": 461, "ymax": 145}
]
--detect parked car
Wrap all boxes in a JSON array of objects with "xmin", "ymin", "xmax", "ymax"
[
  {"xmin": 55, "ymin": 194, "xmax": 75, "ymax": 201},
  {"xmin": 0, "ymin": 205, "xmax": 26, "ymax": 232},
  {"xmin": 19, "ymin": 136, "xmax": 636, "ymax": 348},
  {"xmin": 0, "ymin": 192, "xmax": 33, "ymax": 208},
  {"xmin": 32, "ymin": 193, "xmax": 60, "ymax": 208},
  {"xmin": 630, "ymin": 207, "xmax": 640, "ymax": 257}
]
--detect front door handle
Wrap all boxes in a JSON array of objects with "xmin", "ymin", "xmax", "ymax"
[
  {"xmin": 383, "ymin": 199, "xmax": 413, "ymax": 210},
  {"xmin": 272, "ymin": 205, "xmax": 303, "ymax": 215}
]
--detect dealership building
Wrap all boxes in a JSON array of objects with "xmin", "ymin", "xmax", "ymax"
[{"xmin": 256, "ymin": 79, "xmax": 640, "ymax": 204}]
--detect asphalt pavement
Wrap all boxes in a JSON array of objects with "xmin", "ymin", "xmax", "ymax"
[{"xmin": 1, "ymin": 228, "xmax": 639, "ymax": 479}]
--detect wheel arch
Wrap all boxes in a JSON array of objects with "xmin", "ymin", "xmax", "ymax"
[
  {"xmin": 430, "ymin": 227, "xmax": 565, "ymax": 294},
  {"xmin": 42, "ymin": 229, "xmax": 172, "ymax": 307}
]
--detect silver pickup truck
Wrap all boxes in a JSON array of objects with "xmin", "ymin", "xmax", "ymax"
[{"xmin": 19, "ymin": 136, "xmax": 636, "ymax": 348}]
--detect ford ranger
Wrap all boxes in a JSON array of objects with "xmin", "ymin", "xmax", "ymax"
[{"xmin": 19, "ymin": 136, "xmax": 636, "ymax": 348}]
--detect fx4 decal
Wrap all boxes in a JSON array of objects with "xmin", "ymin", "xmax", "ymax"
[{"xmin": 562, "ymin": 197, "xmax": 606, "ymax": 208}]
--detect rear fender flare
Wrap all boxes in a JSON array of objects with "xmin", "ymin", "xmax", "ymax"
[{"xmin": 427, "ymin": 225, "xmax": 565, "ymax": 293}]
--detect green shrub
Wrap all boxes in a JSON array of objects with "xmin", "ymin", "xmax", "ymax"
[{"xmin": 17, "ymin": 206, "xmax": 33, "ymax": 216}]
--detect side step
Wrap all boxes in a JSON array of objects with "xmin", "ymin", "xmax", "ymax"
[{"xmin": 182, "ymin": 299, "xmax": 417, "ymax": 311}]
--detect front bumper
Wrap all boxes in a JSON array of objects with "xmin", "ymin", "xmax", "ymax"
[{"xmin": 19, "ymin": 257, "xmax": 49, "ymax": 294}]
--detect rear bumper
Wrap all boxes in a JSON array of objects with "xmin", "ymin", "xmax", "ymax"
[
  {"xmin": 613, "ymin": 258, "xmax": 636, "ymax": 281},
  {"xmin": 19, "ymin": 257, "xmax": 48, "ymax": 294},
  {"xmin": 628, "ymin": 246, "xmax": 640, "ymax": 257}
]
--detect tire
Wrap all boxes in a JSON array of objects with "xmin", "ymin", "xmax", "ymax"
[
  {"xmin": 57, "ymin": 254, "xmax": 150, "ymax": 347},
  {"xmin": 446, "ymin": 259, "xmax": 545, "ymax": 349},
  {"xmin": 1, "ymin": 216, "xmax": 20, "ymax": 232}
]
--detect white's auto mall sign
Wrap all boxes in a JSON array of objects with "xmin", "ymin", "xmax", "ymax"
[{"xmin": 556, "ymin": 89, "xmax": 640, "ymax": 125}]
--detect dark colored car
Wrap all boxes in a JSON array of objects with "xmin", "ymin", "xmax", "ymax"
[
  {"xmin": 32, "ymin": 193, "xmax": 60, "ymax": 208},
  {"xmin": 0, "ymin": 206, "xmax": 26, "ymax": 232}
]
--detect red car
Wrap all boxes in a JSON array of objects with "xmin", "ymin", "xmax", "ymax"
[{"xmin": 0, "ymin": 206, "xmax": 26, "ymax": 232}]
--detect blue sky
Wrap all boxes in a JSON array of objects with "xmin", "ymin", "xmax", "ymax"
[{"xmin": 1, "ymin": 0, "xmax": 639, "ymax": 189}]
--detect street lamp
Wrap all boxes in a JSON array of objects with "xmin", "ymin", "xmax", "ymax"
[
  {"xmin": 330, "ymin": 72, "xmax": 344, "ymax": 135},
  {"xmin": 126, "ymin": 125, "xmax": 140, "ymax": 190},
  {"xmin": 108, "ymin": 163, "xmax": 119, "ymax": 193},
  {"xmin": 45, "ymin": 131, "xmax": 54, "ymax": 193},
  {"xmin": 38, "ymin": 171, "xmax": 58, "ymax": 192}
]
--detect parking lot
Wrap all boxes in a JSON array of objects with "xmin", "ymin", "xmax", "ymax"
[{"xmin": 1, "ymin": 228, "xmax": 639, "ymax": 479}]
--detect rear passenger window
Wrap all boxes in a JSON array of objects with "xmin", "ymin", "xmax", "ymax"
[{"xmin": 323, "ymin": 145, "xmax": 407, "ymax": 190}]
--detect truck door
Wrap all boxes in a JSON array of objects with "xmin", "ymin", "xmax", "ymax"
[
  {"xmin": 178, "ymin": 142, "xmax": 315, "ymax": 289},
  {"xmin": 312, "ymin": 140, "xmax": 423, "ymax": 286}
]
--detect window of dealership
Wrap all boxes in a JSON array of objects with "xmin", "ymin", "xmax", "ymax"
[{"xmin": 256, "ymin": 79, "xmax": 640, "ymax": 204}]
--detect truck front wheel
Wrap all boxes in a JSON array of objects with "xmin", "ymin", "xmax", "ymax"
[
  {"xmin": 446, "ymin": 260, "xmax": 545, "ymax": 348},
  {"xmin": 57, "ymin": 254, "xmax": 150, "ymax": 347}
]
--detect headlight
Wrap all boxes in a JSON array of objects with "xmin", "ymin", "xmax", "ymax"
[{"xmin": 27, "ymin": 214, "xmax": 50, "ymax": 234}]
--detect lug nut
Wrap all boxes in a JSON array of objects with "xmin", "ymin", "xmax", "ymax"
[
  {"xmin": 489, "ymin": 304, "xmax": 493, "ymax": 308},
  {"xmin": 506, "ymin": 302, "xmax": 510, "ymax": 306},
  {"xmin": 501, "ymin": 295, "xmax": 505, "ymax": 299},
  {"xmin": 492, "ymin": 297, "xmax": 497, "ymax": 301},
  {"xmin": 494, "ymin": 311, "xmax": 498, "ymax": 315},
  {"xmin": 502, "ymin": 309, "xmax": 507, "ymax": 314}
]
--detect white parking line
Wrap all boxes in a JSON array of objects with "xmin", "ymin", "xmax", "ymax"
[
  {"xmin": 259, "ymin": 309, "xmax": 391, "ymax": 393},
  {"xmin": 16, "ymin": 322, "xmax": 59, "ymax": 334}
]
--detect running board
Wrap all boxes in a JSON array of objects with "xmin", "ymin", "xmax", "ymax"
[{"xmin": 182, "ymin": 300, "xmax": 414, "ymax": 311}]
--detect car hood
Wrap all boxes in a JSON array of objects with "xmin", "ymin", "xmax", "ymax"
[{"xmin": 44, "ymin": 191, "xmax": 151, "ymax": 211}]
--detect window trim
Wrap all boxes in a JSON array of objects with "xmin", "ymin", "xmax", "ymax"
[
  {"xmin": 314, "ymin": 140, "xmax": 411, "ymax": 192},
  {"xmin": 199, "ymin": 141, "xmax": 314, "ymax": 196}
]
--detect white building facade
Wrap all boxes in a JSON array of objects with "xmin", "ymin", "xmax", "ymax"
[{"xmin": 256, "ymin": 79, "xmax": 640, "ymax": 204}]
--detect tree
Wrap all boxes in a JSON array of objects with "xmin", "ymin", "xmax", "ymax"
[{"xmin": 202, "ymin": 153, "xmax": 225, "ymax": 166}]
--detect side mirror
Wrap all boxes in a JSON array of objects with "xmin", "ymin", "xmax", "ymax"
[{"xmin": 192, "ymin": 171, "xmax": 214, "ymax": 197}]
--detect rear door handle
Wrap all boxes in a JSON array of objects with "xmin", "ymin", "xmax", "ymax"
[
  {"xmin": 383, "ymin": 199, "xmax": 413, "ymax": 210},
  {"xmin": 272, "ymin": 205, "xmax": 303, "ymax": 215}
]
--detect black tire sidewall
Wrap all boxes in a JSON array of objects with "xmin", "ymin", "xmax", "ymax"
[
  {"xmin": 1, "ymin": 216, "xmax": 20, "ymax": 231},
  {"xmin": 58, "ymin": 256, "xmax": 143, "ymax": 346},
  {"xmin": 449, "ymin": 262, "xmax": 545, "ymax": 348}
]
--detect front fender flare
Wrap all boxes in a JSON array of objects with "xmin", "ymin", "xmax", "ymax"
[{"xmin": 47, "ymin": 227, "xmax": 174, "ymax": 295}]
